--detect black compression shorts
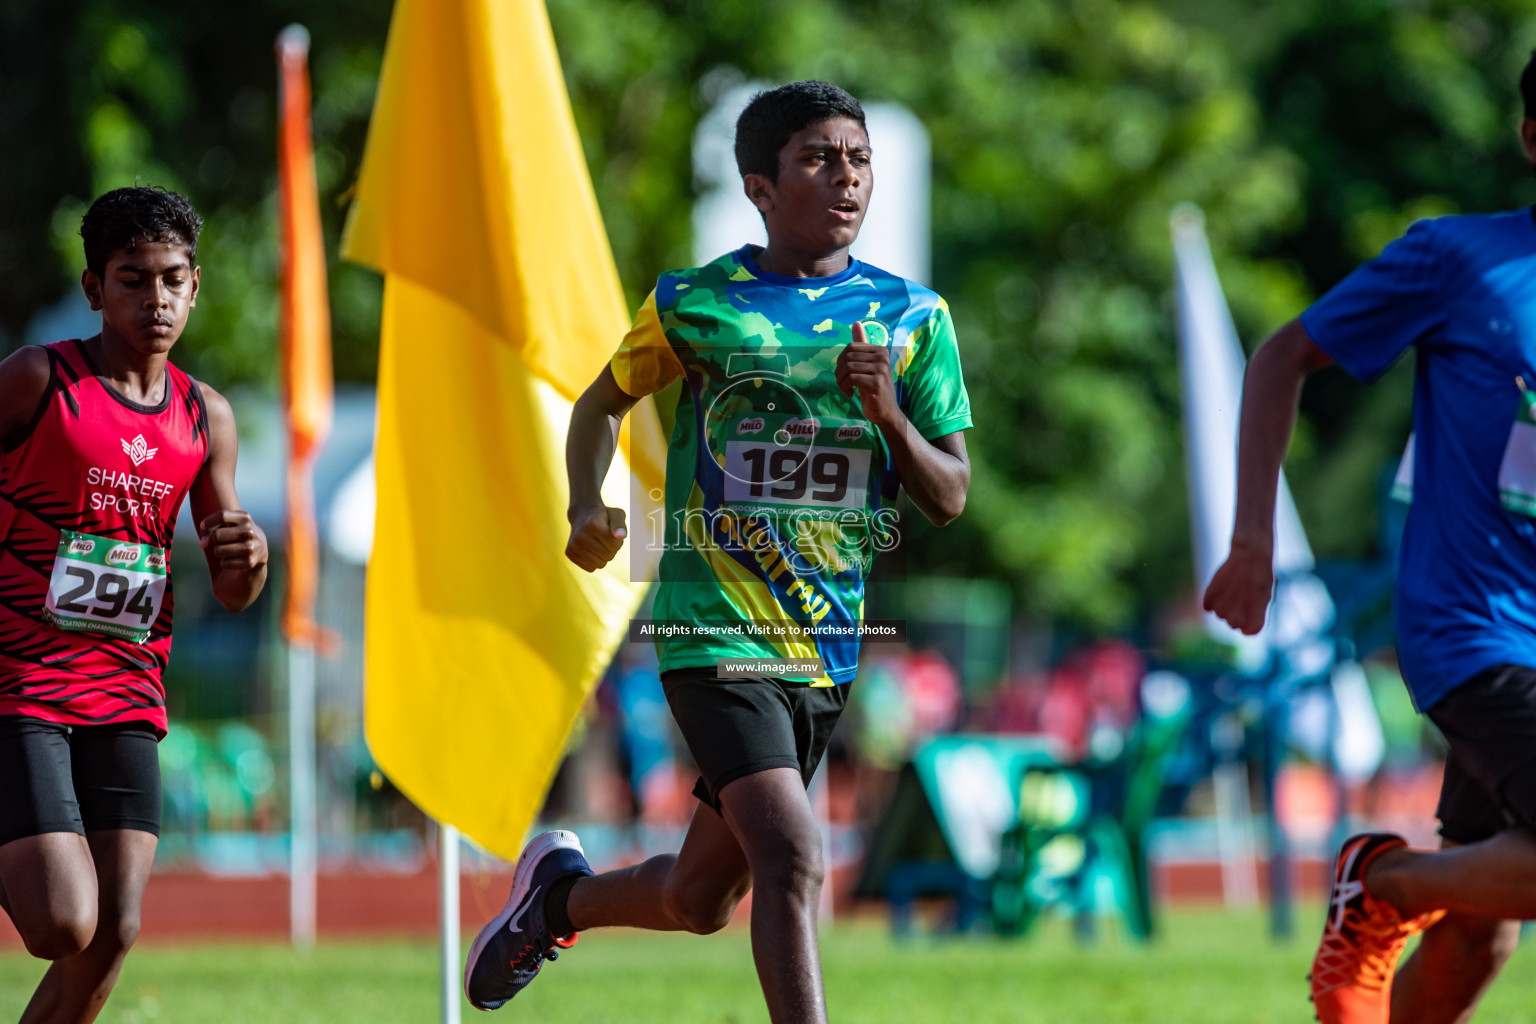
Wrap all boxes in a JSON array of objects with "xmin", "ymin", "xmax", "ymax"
[
  {"xmin": 1428, "ymin": 663, "xmax": 1536, "ymax": 845},
  {"xmin": 0, "ymin": 716, "xmax": 161, "ymax": 847}
]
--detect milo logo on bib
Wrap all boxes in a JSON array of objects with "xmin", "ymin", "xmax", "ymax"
[
  {"xmin": 737, "ymin": 417, "xmax": 765, "ymax": 435},
  {"xmin": 106, "ymin": 544, "xmax": 140, "ymax": 568},
  {"xmin": 781, "ymin": 417, "xmax": 820, "ymax": 439},
  {"xmin": 68, "ymin": 536, "xmax": 95, "ymax": 556}
]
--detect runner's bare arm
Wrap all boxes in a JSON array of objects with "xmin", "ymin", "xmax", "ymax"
[
  {"xmin": 1202, "ymin": 318, "xmax": 1334, "ymax": 635},
  {"xmin": 0, "ymin": 347, "xmax": 53, "ymax": 443},
  {"xmin": 565, "ymin": 365, "xmax": 640, "ymax": 572},
  {"xmin": 836, "ymin": 325, "xmax": 970, "ymax": 526},
  {"xmin": 188, "ymin": 383, "xmax": 268, "ymax": 611},
  {"xmin": 879, "ymin": 425, "xmax": 969, "ymax": 527}
]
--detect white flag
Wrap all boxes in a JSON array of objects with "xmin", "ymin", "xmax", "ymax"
[{"xmin": 1171, "ymin": 205, "xmax": 1335, "ymax": 673}]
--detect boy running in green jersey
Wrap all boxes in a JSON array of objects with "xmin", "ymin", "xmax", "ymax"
[{"xmin": 466, "ymin": 81, "xmax": 972, "ymax": 1023}]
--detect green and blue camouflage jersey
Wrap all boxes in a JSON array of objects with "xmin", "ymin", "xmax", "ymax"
[{"xmin": 612, "ymin": 245, "xmax": 971, "ymax": 685}]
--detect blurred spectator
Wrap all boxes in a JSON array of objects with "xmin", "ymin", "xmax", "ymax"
[
  {"xmin": 611, "ymin": 643, "xmax": 682, "ymax": 824},
  {"xmin": 1037, "ymin": 662, "xmax": 1091, "ymax": 757},
  {"xmin": 1079, "ymin": 641, "xmax": 1145, "ymax": 760},
  {"xmin": 850, "ymin": 647, "xmax": 962, "ymax": 771},
  {"xmin": 982, "ymin": 641, "xmax": 1146, "ymax": 761}
]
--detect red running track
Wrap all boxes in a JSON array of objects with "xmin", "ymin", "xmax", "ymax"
[{"xmin": 0, "ymin": 859, "xmax": 1326, "ymax": 946}]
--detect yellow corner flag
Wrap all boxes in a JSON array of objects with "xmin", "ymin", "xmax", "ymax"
[{"xmin": 342, "ymin": 0, "xmax": 664, "ymax": 859}]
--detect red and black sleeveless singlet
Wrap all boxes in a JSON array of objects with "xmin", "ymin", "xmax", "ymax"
[{"xmin": 0, "ymin": 339, "xmax": 210, "ymax": 735}]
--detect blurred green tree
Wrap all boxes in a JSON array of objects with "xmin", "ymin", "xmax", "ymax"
[{"xmin": 0, "ymin": 0, "xmax": 388, "ymax": 383}]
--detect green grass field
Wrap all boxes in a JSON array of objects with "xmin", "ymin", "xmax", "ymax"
[{"xmin": 4, "ymin": 909, "xmax": 1535, "ymax": 1023}]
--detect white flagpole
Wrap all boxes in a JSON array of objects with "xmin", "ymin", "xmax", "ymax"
[
  {"xmin": 289, "ymin": 640, "xmax": 318, "ymax": 949},
  {"xmin": 1211, "ymin": 712, "xmax": 1260, "ymax": 908},
  {"xmin": 439, "ymin": 822, "xmax": 462, "ymax": 1024}
]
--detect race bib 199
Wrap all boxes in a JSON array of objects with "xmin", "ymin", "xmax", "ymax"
[
  {"xmin": 43, "ymin": 530, "xmax": 167, "ymax": 644},
  {"xmin": 721, "ymin": 413, "xmax": 876, "ymax": 513}
]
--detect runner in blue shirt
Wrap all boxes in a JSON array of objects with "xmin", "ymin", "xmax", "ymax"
[{"xmin": 1205, "ymin": 52, "xmax": 1536, "ymax": 1024}]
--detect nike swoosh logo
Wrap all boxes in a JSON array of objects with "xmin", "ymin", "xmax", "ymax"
[{"xmin": 508, "ymin": 885, "xmax": 542, "ymax": 934}]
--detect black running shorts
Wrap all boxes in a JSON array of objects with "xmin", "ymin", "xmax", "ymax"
[
  {"xmin": 661, "ymin": 669, "xmax": 848, "ymax": 815},
  {"xmin": 1428, "ymin": 663, "xmax": 1536, "ymax": 845},
  {"xmin": 0, "ymin": 717, "xmax": 162, "ymax": 847}
]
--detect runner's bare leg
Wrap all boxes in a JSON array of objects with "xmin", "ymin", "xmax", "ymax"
[{"xmin": 17, "ymin": 830, "xmax": 156, "ymax": 1024}]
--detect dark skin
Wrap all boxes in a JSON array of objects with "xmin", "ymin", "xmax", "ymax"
[
  {"xmin": 559, "ymin": 119, "xmax": 969, "ymax": 1024},
  {"xmin": 1202, "ymin": 118, "xmax": 1536, "ymax": 1024},
  {"xmin": 0, "ymin": 237, "xmax": 266, "ymax": 1024}
]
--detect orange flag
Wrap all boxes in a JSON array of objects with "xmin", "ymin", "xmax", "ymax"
[{"xmin": 276, "ymin": 25, "xmax": 334, "ymax": 648}]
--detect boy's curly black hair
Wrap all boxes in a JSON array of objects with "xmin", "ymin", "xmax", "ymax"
[
  {"xmin": 80, "ymin": 186, "xmax": 204, "ymax": 277},
  {"xmin": 734, "ymin": 81, "xmax": 867, "ymax": 182}
]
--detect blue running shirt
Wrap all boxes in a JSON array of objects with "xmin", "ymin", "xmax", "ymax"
[{"xmin": 1302, "ymin": 209, "xmax": 1536, "ymax": 709}]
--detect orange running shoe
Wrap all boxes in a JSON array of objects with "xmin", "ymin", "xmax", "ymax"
[{"xmin": 1309, "ymin": 832, "xmax": 1446, "ymax": 1024}]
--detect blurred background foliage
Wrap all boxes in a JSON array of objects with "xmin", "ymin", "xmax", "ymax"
[{"xmin": 5, "ymin": 0, "xmax": 1536, "ymax": 630}]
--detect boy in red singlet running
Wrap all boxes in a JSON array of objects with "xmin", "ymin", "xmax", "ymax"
[{"xmin": 0, "ymin": 186, "xmax": 267, "ymax": 1023}]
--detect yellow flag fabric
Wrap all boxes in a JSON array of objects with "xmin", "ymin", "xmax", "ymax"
[{"xmin": 342, "ymin": 0, "xmax": 665, "ymax": 858}]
